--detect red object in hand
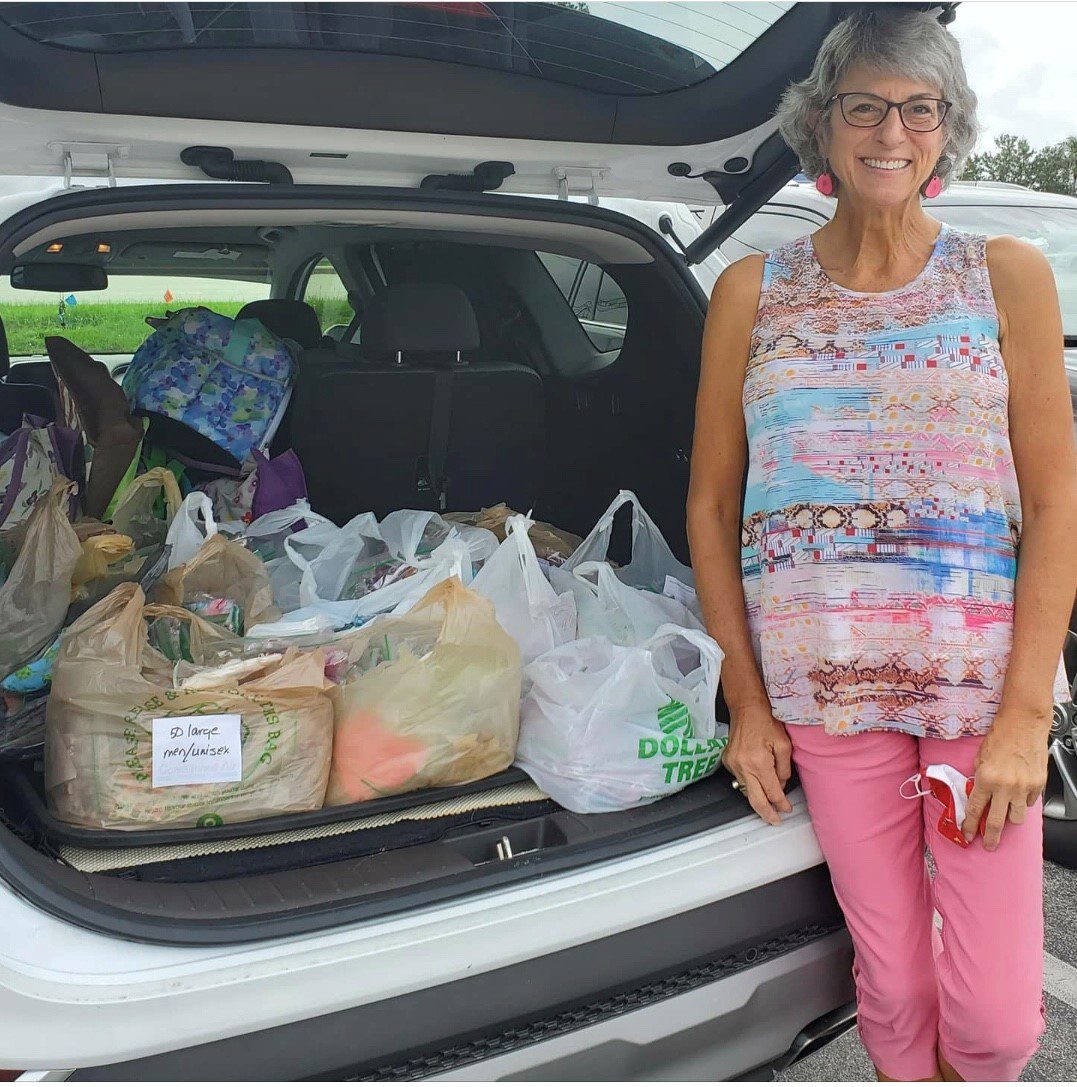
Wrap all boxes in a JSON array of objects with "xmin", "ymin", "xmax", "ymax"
[{"xmin": 921, "ymin": 764, "xmax": 990, "ymax": 847}]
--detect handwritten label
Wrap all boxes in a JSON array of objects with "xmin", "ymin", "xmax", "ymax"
[
  {"xmin": 662, "ymin": 575, "xmax": 698, "ymax": 611},
  {"xmin": 152, "ymin": 714, "xmax": 242, "ymax": 788}
]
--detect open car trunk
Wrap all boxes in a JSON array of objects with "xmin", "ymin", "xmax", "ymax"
[{"xmin": 0, "ymin": 182, "xmax": 764, "ymax": 946}]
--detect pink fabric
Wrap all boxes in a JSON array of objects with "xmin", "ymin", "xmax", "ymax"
[{"xmin": 787, "ymin": 724, "xmax": 1046, "ymax": 1081}]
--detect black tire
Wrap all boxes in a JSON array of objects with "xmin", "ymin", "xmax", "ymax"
[{"xmin": 1044, "ymin": 815, "xmax": 1077, "ymax": 869}]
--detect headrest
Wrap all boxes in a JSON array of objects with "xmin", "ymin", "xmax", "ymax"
[
  {"xmin": 236, "ymin": 299, "xmax": 323, "ymax": 349},
  {"xmin": 361, "ymin": 282, "xmax": 480, "ymax": 359}
]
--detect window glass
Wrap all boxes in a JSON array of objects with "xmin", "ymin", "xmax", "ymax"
[
  {"xmin": 537, "ymin": 252, "xmax": 582, "ymax": 301},
  {"xmin": 303, "ymin": 257, "xmax": 354, "ymax": 332},
  {"xmin": 537, "ymin": 251, "xmax": 628, "ymax": 354},
  {"xmin": 929, "ymin": 204, "xmax": 1077, "ymax": 338},
  {"xmin": 573, "ymin": 262, "xmax": 603, "ymax": 322},
  {"xmin": 595, "ymin": 271, "xmax": 629, "ymax": 329},
  {"xmin": 1, "ymin": 2, "xmax": 793, "ymax": 96},
  {"xmin": 721, "ymin": 210, "xmax": 817, "ymax": 259},
  {"xmin": 0, "ymin": 272, "xmax": 270, "ymax": 356}
]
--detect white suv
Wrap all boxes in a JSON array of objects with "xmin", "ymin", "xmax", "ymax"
[{"xmin": 0, "ymin": 1, "xmax": 913, "ymax": 1079}]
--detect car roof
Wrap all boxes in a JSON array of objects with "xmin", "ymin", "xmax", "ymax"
[{"xmin": 779, "ymin": 177, "xmax": 1077, "ymax": 213}]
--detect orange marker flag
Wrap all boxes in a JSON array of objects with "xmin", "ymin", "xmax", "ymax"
[{"xmin": 163, "ymin": 289, "xmax": 174, "ymax": 303}]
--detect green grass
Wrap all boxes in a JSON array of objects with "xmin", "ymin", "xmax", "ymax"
[{"xmin": 3, "ymin": 297, "xmax": 355, "ymax": 356}]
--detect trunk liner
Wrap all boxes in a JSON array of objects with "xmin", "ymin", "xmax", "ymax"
[
  {"xmin": 0, "ymin": 759, "xmax": 532, "ymax": 848},
  {"xmin": 56, "ymin": 779, "xmax": 553, "ymax": 874}
]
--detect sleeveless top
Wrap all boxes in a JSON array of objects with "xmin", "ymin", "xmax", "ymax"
[{"xmin": 741, "ymin": 224, "xmax": 1070, "ymax": 738}]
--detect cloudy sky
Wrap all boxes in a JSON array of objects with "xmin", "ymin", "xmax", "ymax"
[{"xmin": 948, "ymin": 1, "xmax": 1077, "ymax": 152}]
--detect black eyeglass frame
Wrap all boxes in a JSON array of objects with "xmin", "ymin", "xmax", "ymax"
[{"xmin": 825, "ymin": 92, "xmax": 952, "ymax": 132}]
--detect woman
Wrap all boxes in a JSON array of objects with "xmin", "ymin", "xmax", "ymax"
[{"xmin": 687, "ymin": 10, "xmax": 1077, "ymax": 1083}]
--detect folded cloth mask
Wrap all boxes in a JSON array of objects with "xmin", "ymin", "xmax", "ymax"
[{"xmin": 900, "ymin": 763, "xmax": 990, "ymax": 848}]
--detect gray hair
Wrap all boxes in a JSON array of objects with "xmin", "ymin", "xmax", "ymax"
[{"xmin": 775, "ymin": 10, "xmax": 979, "ymax": 189}]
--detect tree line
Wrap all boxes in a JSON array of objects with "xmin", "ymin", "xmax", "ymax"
[{"xmin": 961, "ymin": 134, "xmax": 1077, "ymax": 196}]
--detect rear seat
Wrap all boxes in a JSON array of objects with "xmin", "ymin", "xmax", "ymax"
[
  {"xmin": 291, "ymin": 281, "xmax": 544, "ymax": 523},
  {"xmin": 236, "ymin": 299, "xmax": 325, "ymax": 350},
  {"xmin": 0, "ymin": 315, "xmax": 59, "ymax": 428}
]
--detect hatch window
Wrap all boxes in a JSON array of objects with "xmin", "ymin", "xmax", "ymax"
[
  {"xmin": 302, "ymin": 257, "xmax": 354, "ymax": 339},
  {"xmin": 538, "ymin": 252, "xmax": 628, "ymax": 355},
  {"xmin": 0, "ymin": 272, "xmax": 270, "ymax": 356},
  {"xmin": 0, "ymin": 2, "xmax": 794, "ymax": 96}
]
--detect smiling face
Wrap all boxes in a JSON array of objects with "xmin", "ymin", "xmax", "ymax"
[{"xmin": 820, "ymin": 63, "xmax": 948, "ymax": 207}]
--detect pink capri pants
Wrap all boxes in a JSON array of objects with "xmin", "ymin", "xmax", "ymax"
[{"xmin": 787, "ymin": 724, "xmax": 1046, "ymax": 1081}]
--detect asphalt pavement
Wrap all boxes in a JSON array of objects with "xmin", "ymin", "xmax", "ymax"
[{"xmin": 779, "ymin": 860, "xmax": 1077, "ymax": 1082}]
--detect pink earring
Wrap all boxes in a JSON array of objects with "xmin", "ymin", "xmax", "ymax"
[
  {"xmin": 921, "ymin": 174, "xmax": 942, "ymax": 199},
  {"xmin": 815, "ymin": 170, "xmax": 835, "ymax": 196}
]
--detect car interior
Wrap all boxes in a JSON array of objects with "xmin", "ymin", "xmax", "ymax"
[{"xmin": 0, "ymin": 203, "xmax": 768, "ymax": 944}]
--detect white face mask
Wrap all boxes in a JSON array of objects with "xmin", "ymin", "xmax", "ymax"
[{"xmin": 899, "ymin": 763, "xmax": 972, "ymax": 824}]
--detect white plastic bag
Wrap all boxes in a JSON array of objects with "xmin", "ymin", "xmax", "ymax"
[
  {"xmin": 515, "ymin": 625, "xmax": 726, "ymax": 814},
  {"xmin": 165, "ymin": 491, "xmax": 218, "ymax": 570},
  {"xmin": 287, "ymin": 509, "xmax": 491, "ymax": 629},
  {"xmin": 564, "ymin": 490, "xmax": 697, "ymax": 604},
  {"xmin": 240, "ymin": 500, "xmax": 336, "ymax": 560},
  {"xmin": 551, "ymin": 560, "xmax": 701, "ymax": 647},
  {"xmin": 471, "ymin": 513, "xmax": 577, "ymax": 664}
]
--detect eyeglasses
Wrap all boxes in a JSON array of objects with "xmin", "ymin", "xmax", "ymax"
[{"xmin": 827, "ymin": 92, "xmax": 951, "ymax": 132}]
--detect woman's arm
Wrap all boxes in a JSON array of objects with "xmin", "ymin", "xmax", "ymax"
[
  {"xmin": 962, "ymin": 236, "xmax": 1077, "ymax": 849},
  {"xmin": 687, "ymin": 256, "xmax": 792, "ymax": 826}
]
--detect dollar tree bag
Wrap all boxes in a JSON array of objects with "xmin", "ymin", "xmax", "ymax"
[
  {"xmin": 515, "ymin": 626, "xmax": 726, "ymax": 814},
  {"xmin": 45, "ymin": 583, "xmax": 334, "ymax": 830}
]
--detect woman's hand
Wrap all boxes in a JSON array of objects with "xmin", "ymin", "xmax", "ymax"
[
  {"xmin": 722, "ymin": 704, "xmax": 794, "ymax": 826},
  {"xmin": 961, "ymin": 705, "xmax": 1051, "ymax": 849}
]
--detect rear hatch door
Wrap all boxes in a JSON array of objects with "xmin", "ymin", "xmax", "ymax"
[{"xmin": 0, "ymin": 1, "xmax": 905, "ymax": 206}]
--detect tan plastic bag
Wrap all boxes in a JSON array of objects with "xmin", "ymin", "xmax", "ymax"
[
  {"xmin": 70, "ymin": 533, "xmax": 135, "ymax": 600},
  {"xmin": 326, "ymin": 577, "xmax": 522, "ymax": 806},
  {"xmin": 0, "ymin": 478, "xmax": 82, "ymax": 678},
  {"xmin": 109, "ymin": 467, "xmax": 182, "ymax": 549},
  {"xmin": 445, "ymin": 503, "xmax": 582, "ymax": 565},
  {"xmin": 154, "ymin": 533, "xmax": 281, "ymax": 632},
  {"xmin": 45, "ymin": 583, "xmax": 334, "ymax": 830}
]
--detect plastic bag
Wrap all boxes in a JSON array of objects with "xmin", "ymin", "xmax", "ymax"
[
  {"xmin": 110, "ymin": 467, "xmax": 183, "ymax": 550},
  {"xmin": 70, "ymin": 533, "xmax": 134, "ymax": 600},
  {"xmin": 290, "ymin": 510, "xmax": 492, "ymax": 629},
  {"xmin": 240, "ymin": 500, "xmax": 336, "ymax": 562},
  {"xmin": 45, "ymin": 583, "xmax": 335, "ymax": 830},
  {"xmin": 515, "ymin": 626, "xmax": 726, "ymax": 814},
  {"xmin": 0, "ymin": 422, "xmax": 83, "ymax": 532},
  {"xmin": 154, "ymin": 533, "xmax": 280, "ymax": 633},
  {"xmin": 0, "ymin": 479, "xmax": 82, "ymax": 679},
  {"xmin": 165, "ymin": 491, "xmax": 218, "ymax": 570},
  {"xmin": 325, "ymin": 577, "xmax": 522, "ymax": 805},
  {"xmin": 550, "ymin": 560, "xmax": 702, "ymax": 647},
  {"xmin": 446, "ymin": 503, "xmax": 582, "ymax": 565},
  {"xmin": 564, "ymin": 490, "xmax": 697, "ymax": 601},
  {"xmin": 470, "ymin": 513, "xmax": 577, "ymax": 664}
]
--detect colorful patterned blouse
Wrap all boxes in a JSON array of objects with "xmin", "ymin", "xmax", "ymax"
[{"xmin": 741, "ymin": 224, "xmax": 1070, "ymax": 738}]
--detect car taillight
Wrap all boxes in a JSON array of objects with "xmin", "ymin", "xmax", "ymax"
[{"xmin": 0, "ymin": 1071, "xmax": 23, "ymax": 1081}]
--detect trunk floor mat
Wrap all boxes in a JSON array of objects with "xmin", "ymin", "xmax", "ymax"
[{"xmin": 59, "ymin": 781, "xmax": 550, "ymax": 873}]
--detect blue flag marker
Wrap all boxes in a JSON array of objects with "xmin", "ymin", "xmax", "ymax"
[{"xmin": 64, "ymin": 294, "xmax": 78, "ymax": 307}]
